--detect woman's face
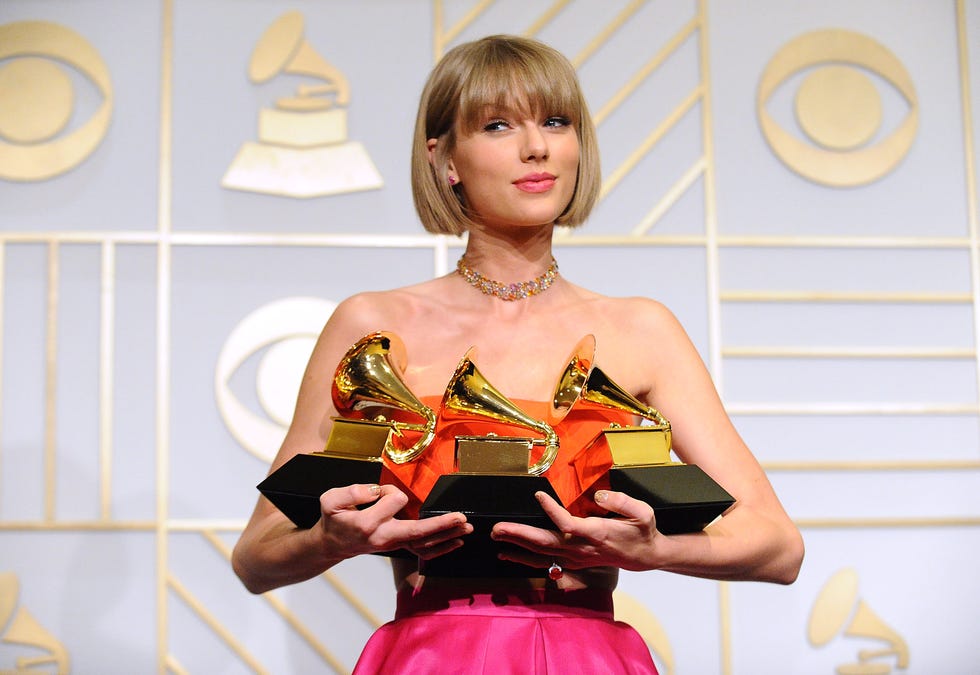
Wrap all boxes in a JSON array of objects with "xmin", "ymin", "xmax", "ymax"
[{"xmin": 445, "ymin": 104, "xmax": 580, "ymax": 230}]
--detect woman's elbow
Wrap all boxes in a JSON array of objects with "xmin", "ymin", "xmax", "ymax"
[
  {"xmin": 231, "ymin": 542, "xmax": 271, "ymax": 595},
  {"xmin": 772, "ymin": 525, "xmax": 805, "ymax": 585}
]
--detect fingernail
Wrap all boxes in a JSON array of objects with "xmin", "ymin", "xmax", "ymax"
[
  {"xmin": 368, "ymin": 484, "xmax": 381, "ymax": 495},
  {"xmin": 594, "ymin": 490, "xmax": 608, "ymax": 503}
]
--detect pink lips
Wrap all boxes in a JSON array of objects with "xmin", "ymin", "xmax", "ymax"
[{"xmin": 513, "ymin": 173, "xmax": 556, "ymax": 193}]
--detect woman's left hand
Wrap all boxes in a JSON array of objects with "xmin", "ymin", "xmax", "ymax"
[{"xmin": 490, "ymin": 490, "xmax": 663, "ymax": 573}]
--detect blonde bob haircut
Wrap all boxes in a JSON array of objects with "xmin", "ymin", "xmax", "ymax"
[{"xmin": 411, "ymin": 35, "xmax": 600, "ymax": 235}]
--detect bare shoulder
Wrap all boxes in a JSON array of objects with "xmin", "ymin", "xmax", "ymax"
[
  {"xmin": 324, "ymin": 283, "xmax": 446, "ymax": 338},
  {"xmin": 582, "ymin": 294, "xmax": 689, "ymax": 344}
]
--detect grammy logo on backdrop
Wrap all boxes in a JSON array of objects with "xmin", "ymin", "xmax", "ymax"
[
  {"xmin": 0, "ymin": 572, "xmax": 69, "ymax": 674},
  {"xmin": 809, "ymin": 568, "xmax": 909, "ymax": 674},
  {"xmin": 222, "ymin": 11, "xmax": 383, "ymax": 198}
]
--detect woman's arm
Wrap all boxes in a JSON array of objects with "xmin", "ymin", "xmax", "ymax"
[
  {"xmin": 492, "ymin": 299, "xmax": 804, "ymax": 584},
  {"xmin": 231, "ymin": 296, "xmax": 471, "ymax": 594}
]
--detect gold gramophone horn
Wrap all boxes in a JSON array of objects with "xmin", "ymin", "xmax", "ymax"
[
  {"xmin": 332, "ymin": 331, "xmax": 436, "ymax": 464},
  {"xmin": 441, "ymin": 347, "xmax": 560, "ymax": 476},
  {"xmin": 552, "ymin": 335, "xmax": 671, "ymax": 441}
]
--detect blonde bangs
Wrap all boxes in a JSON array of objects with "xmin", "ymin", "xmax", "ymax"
[{"xmin": 455, "ymin": 43, "xmax": 583, "ymax": 133}]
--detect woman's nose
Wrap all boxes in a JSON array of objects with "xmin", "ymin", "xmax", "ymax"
[{"xmin": 521, "ymin": 124, "xmax": 548, "ymax": 161}]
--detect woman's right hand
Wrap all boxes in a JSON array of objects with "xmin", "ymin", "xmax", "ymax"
[{"xmin": 315, "ymin": 483, "xmax": 473, "ymax": 561}]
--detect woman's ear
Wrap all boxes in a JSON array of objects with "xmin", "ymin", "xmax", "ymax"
[{"xmin": 428, "ymin": 137, "xmax": 459, "ymax": 185}]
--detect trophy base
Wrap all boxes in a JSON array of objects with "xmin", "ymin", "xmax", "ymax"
[
  {"xmin": 257, "ymin": 453, "xmax": 384, "ymax": 529},
  {"xmin": 418, "ymin": 474, "xmax": 561, "ymax": 578},
  {"xmin": 607, "ymin": 464, "xmax": 735, "ymax": 535}
]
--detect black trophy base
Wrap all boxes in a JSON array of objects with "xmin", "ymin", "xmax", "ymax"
[
  {"xmin": 608, "ymin": 464, "xmax": 735, "ymax": 535},
  {"xmin": 257, "ymin": 453, "xmax": 383, "ymax": 529},
  {"xmin": 418, "ymin": 474, "xmax": 560, "ymax": 578}
]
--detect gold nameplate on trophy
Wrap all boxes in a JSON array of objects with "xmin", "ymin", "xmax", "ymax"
[
  {"xmin": 319, "ymin": 417, "xmax": 392, "ymax": 461},
  {"xmin": 601, "ymin": 425, "xmax": 675, "ymax": 467},
  {"xmin": 454, "ymin": 435, "xmax": 533, "ymax": 474}
]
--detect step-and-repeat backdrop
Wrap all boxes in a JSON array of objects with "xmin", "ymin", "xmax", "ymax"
[{"xmin": 1, "ymin": 1, "xmax": 977, "ymax": 673}]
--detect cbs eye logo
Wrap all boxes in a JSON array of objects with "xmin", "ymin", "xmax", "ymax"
[
  {"xmin": 0, "ymin": 20, "xmax": 113, "ymax": 182},
  {"xmin": 757, "ymin": 29, "xmax": 917, "ymax": 188},
  {"xmin": 215, "ymin": 297, "xmax": 336, "ymax": 462}
]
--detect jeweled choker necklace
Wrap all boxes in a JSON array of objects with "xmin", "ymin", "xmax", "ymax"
[{"xmin": 456, "ymin": 256, "xmax": 559, "ymax": 301}]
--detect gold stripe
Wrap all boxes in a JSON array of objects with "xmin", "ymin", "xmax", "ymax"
[
  {"xmin": 167, "ymin": 519, "xmax": 248, "ymax": 531},
  {"xmin": 169, "ymin": 233, "xmax": 440, "ymax": 247},
  {"xmin": 164, "ymin": 654, "xmax": 189, "ymax": 675},
  {"xmin": 556, "ymin": 234, "xmax": 708, "ymax": 246},
  {"xmin": 322, "ymin": 570, "xmax": 384, "ymax": 629},
  {"xmin": 3, "ymin": 231, "xmax": 977, "ymax": 250},
  {"xmin": 592, "ymin": 14, "xmax": 700, "ymax": 126},
  {"xmin": 717, "ymin": 234, "xmax": 972, "ymax": 249},
  {"xmin": 1, "ymin": 232, "xmax": 166, "ymax": 244},
  {"xmin": 45, "ymin": 242, "xmax": 59, "ymax": 522},
  {"xmin": 260, "ymin": 588, "xmax": 350, "ymax": 674},
  {"xmin": 158, "ymin": 1, "xmax": 174, "ymax": 671},
  {"xmin": 100, "ymin": 242, "xmax": 115, "ymax": 520},
  {"xmin": 432, "ymin": 0, "xmax": 442, "ymax": 61},
  {"xmin": 167, "ymin": 573, "xmax": 269, "ymax": 674},
  {"xmin": 0, "ymin": 242, "xmax": 4, "ymax": 516},
  {"xmin": 200, "ymin": 531, "xmax": 350, "ymax": 673},
  {"xmin": 699, "ymin": 0, "xmax": 724, "ymax": 403},
  {"xmin": 632, "ymin": 158, "xmax": 706, "ymax": 235},
  {"xmin": 701, "ymin": 4, "xmax": 729, "ymax": 669},
  {"xmin": 522, "ymin": 0, "xmax": 572, "ymax": 38},
  {"xmin": 957, "ymin": 0, "xmax": 980, "ymax": 432},
  {"xmin": 764, "ymin": 460, "xmax": 980, "ymax": 471},
  {"xmin": 718, "ymin": 582, "xmax": 731, "ymax": 675},
  {"xmin": 797, "ymin": 517, "xmax": 980, "ymax": 529},
  {"xmin": 571, "ymin": 0, "xmax": 647, "ymax": 68},
  {"xmin": 720, "ymin": 290, "xmax": 972, "ymax": 303},
  {"xmin": 0, "ymin": 521, "xmax": 157, "ymax": 531},
  {"xmin": 723, "ymin": 347, "xmax": 976, "ymax": 359},
  {"xmin": 729, "ymin": 402, "xmax": 978, "ymax": 415},
  {"xmin": 441, "ymin": 0, "xmax": 494, "ymax": 49},
  {"xmin": 600, "ymin": 85, "xmax": 703, "ymax": 199}
]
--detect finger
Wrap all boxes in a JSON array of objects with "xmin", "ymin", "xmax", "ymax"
[
  {"xmin": 534, "ymin": 491, "xmax": 579, "ymax": 531},
  {"xmin": 367, "ymin": 484, "xmax": 411, "ymax": 517},
  {"xmin": 592, "ymin": 490, "xmax": 656, "ymax": 522},
  {"xmin": 405, "ymin": 518, "xmax": 473, "ymax": 550},
  {"xmin": 320, "ymin": 484, "xmax": 383, "ymax": 514},
  {"xmin": 412, "ymin": 537, "xmax": 466, "ymax": 560},
  {"xmin": 383, "ymin": 512, "xmax": 471, "ymax": 548},
  {"xmin": 495, "ymin": 548, "xmax": 552, "ymax": 570},
  {"xmin": 490, "ymin": 521, "xmax": 565, "ymax": 552}
]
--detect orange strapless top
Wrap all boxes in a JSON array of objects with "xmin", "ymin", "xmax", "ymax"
[{"xmin": 380, "ymin": 396, "xmax": 633, "ymax": 519}]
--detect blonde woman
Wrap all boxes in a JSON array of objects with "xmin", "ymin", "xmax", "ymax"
[{"xmin": 233, "ymin": 35, "xmax": 803, "ymax": 674}]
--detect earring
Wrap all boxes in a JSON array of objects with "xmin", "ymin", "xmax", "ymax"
[{"xmin": 448, "ymin": 175, "xmax": 458, "ymax": 186}]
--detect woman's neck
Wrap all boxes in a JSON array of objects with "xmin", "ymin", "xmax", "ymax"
[{"xmin": 461, "ymin": 224, "xmax": 556, "ymax": 282}]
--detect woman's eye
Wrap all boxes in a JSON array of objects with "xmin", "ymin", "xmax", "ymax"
[
  {"xmin": 483, "ymin": 120, "xmax": 509, "ymax": 132},
  {"xmin": 544, "ymin": 116, "xmax": 571, "ymax": 128}
]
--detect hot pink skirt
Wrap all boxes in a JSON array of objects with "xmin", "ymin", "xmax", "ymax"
[{"xmin": 353, "ymin": 587, "xmax": 659, "ymax": 674}]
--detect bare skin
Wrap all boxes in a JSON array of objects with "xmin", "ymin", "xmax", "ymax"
[{"xmin": 232, "ymin": 107, "xmax": 803, "ymax": 596}]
